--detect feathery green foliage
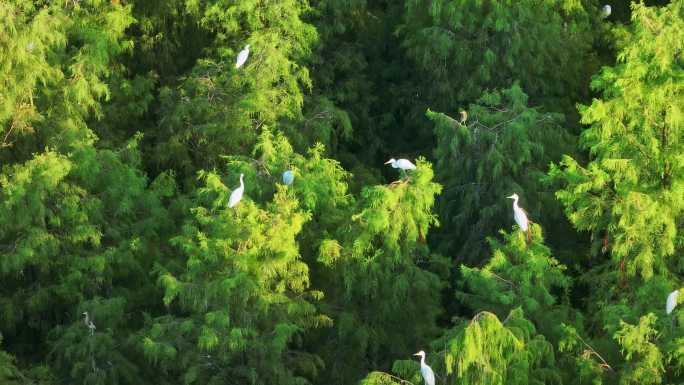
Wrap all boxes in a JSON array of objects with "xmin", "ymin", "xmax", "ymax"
[
  {"xmin": 549, "ymin": 1, "xmax": 684, "ymax": 280},
  {"xmin": 401, "ymin": 0, "xmax": 598, "ymax": 112},
  {"xmin": 459, "ymin": 225, "xmax": 570, "ymax": 328},
  {"xmin": 143, "ymin": 166, "xmax": 326, "ymax": 385},
  {"xmin": 149, "ymin": 0, "xmax": 317, "ymax": 180},
  {"xmin": 313, "ymin": 160, "xmax": 447, "ymax": 385},
  {"xmin": 1, "ymin": 1, "xmax": 683, "ymax": 385},
  {"xmin": 430, "ymin": 85, "xmax": 575, "ymax": 263}
]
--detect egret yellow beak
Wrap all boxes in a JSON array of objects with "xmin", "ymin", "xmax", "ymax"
[{"xmin": 384, "ymin": 160, "xmax": 392, "ymax": 164}]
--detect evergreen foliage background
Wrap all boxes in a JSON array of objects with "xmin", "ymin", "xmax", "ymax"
[{"xmin": 0, "ymin": 1, "xmax": 682, "ymax": 384}]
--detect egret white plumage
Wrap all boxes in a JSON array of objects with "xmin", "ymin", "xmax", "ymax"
[
  {"xmin": 228, "ymin": 173, "xmax": 245, "ymax": 208},
  {"xmin": 507, "ymin": 193, "xmax": 531, "ymax": 242},
  {"xmin": 602, "ymin": 4, "xmax": 611, "ymax": 18},
  {"xmin": 384, "ymin": 158, "xmax": 416, "ymax": 171},
  {"xmin": 413, "ymin": 351, "xmax": 435, "ymax": 385},
  {"xmin": 667, "ymin": 290, "xmax": 679, "ymax": 314},
  {"xmin": 82, "ymin": 312, "xmax": 96, "ymax": 336},
  {"xmin": 235, "ymin": 44, "xmax": 250, "ymax": 69},
  {"xmin": 282, "ymin": 170, "xmax": 294, "ymax": 185}
]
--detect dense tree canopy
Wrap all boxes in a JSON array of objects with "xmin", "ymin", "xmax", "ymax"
[{"xmin": 0, "ymin": 1, "xmax": 683, "ymax": 385}]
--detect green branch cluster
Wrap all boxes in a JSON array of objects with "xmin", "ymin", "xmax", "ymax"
[{"xmin": 0, "ymin": 1, "xmax": 682, "ymax": 385}]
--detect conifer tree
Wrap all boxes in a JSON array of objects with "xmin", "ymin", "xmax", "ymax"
[
  {"xmin": 0, "ymin": 3, "xmax": 171, "ymax": 384},
  {"xmin": 0, "ymin": 0, "xmax": 135, "ymax": 157},
  {"xmin": 148, "ymin": 0, "xmax": 318, "ymax": 180},
  {"xmin": 142, "ymin": 182, "xmax": 327, "ymax": 384},
  {"xmin": 313, "ymin": 160, "xmax": 448, "ymax": 384},
  {"xmin": 1, "ymin": 1, "xmax": 683, "ymax": 384},
  {"xmin": 141, "ymin": 131, "xmax": 356, "ymax": 385},
  {"xmin": 549, "ymin": 0, "xmax": 684, "ymax": 281},
  {"xmin": 401, "ymin": 0, "xmax": 598, "ymax": 113},
  {"xmin": 0, "ymin": 142, "xmax": 174, "ymax": 385},
  {"xmin": 458, "ymin": 225, "xmax": 571, "ymax": 335},
  {"xmin": 362, "ymin": 309, "xmax": 561, "ymax": 385},
  {"xmin": 548, "ymin": 2, "xmax": 684, "ymax": 384},
  {"xmin": 429, "ymin": 85, "xmax": 575, "ymax": 264}
]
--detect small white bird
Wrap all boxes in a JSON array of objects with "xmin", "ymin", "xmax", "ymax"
[
  {"xmin": 602, "ymin": 4, "xmax": 611, "ymax": 18},
  {"xmin": 82, "ymin": 312, "xmax": 96, "ymax": 336},
  {"xmin": 667, "ymin": 290, "xmax": 679, "ymax": 314},
  {"xmin": 282, "ymin": 170, "xmax": 294, "ymax": 186},
  {"xmin": 384, "ymin": 158, "xmax": 416, "ymax": 171},
  {"xmin": 235, "ymin": 44, "xmax": 250, "ymax": 69},
  {"xmin": 228, "ymin": 173, "xmax": 245, "ymax": 208},
  {"xmin": 507, "ymin": 193, "xmax": 531, "ymax": 242},
  {"xmin": 413, "ymin": 350, "xmax": 435, "ymax": 385}
]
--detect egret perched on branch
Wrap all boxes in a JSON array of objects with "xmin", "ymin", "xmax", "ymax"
[
  {"xmin": 228, "ymin": 173, "xmax": 245, "ymax": 208},
  {"xmin": 602, "ymin": 4, "xmax": 611, "ymax": 18},
  {"xmin": 667, "ymin": 290, "xmax": 679, "ymax": 314},
  {"xmin": 282, "ymin": 170, "xmax": 294, "ymax": 186},
  {"xmin": 507, "ymin": 193, "xmax": 531, "ymax": 243},
  {"xmin": 385, "ymin": 158, "xmax": 416, "ymax": 171},
  {"xmin": 413, "ymin": 351, "xmax": 435, "ymax": 385},
  {"xmin": 82, "ymin": 312, "xmax": 96, "ymax": 336},
  {"xmin": 235, "ymin": 44, "xmax": 250, "ymax": 69}
]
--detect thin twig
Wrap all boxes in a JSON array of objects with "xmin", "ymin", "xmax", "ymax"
[
  {"xmin": 2, "ymin": 121, "xmax": 16, "ymax": 148},
  {"xmin": 575, "ymin": 333, "xmax": 613, "ymax": 371},
  {"xmin": 490, "ymin": 272, "xmax": 516, "ymax": 288},
  {"xmin": 373, "ymin": 371, "xmax": 416, "ymax": 385}
]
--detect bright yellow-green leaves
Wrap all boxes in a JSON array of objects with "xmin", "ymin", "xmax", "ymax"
[
  {"xmin": 0, "ymin": 3, "xmax": 65, "ymax": 145},
  {"xmin": 363, "ymin": 309, "xmax": 560, "ymax": 385},
  {"xmin": 614, "ymin": 314, "xmax": 665, "ymax": 385},
  {"xmin": 1, "ymin": 1, "xmax": 684, "ymax": 385},
  {"xmin": 311, "ymin": 159, "xmax": 446, "ymax": 385},
  {"xmin": 151, "ymin": 0, "xmax": 318, "ymax": 178},
  {"xmin": 550, "ymin": 1, "xmax": 684, "ymax": 280},
  {"xmin": 0, "ymin": 1, "xmax": 134, "ymax": 153},
  {"xmin": 446, "ymin": 309, "xmax": 559, "ymax": 385},
  {"xmin": 545, "ymin": 3, "xmax": 684, "ymax": 384},
  {"xmin": 459, "ymin": 226, "xmax": 569, "ymax": 321}
]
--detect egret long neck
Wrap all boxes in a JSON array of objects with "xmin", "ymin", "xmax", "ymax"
[
  {"xmin": 239, "ymin": 175, "xmax": 244, "ymax": 188},
  {"xmin": 420, "ymin": 354, "xmax": 425, "ymax": 366},
  {"xmin": 512, "ymin": 196, "xmax": 519, "ymax": 210}
]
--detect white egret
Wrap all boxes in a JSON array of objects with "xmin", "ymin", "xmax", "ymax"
[
  {"xmin": 602, "ymin": 4, "xmax": 611, "ymax": 18},
  {"xmin": 385, "ymin": 158, "xmax": 416, "ymax": 171},
  {"xmin": 667, "ymin": 290, "xmax": 679, "ymax": 314},
  {"xmin": 413, "ymin": 350, "xmax": 435, "ymax": 385},
  {"xmin": 228, "ymin": 173, "xmax": 245, "ymax": 208},
  {"xmin": 507, "ymin": 193, "xmax": 531, "ymax": 242},
  {"xmin": 82, "ymin": 312, "xmax": 96, "ymax": 336},
  {"xmin": 235, "ymin": 44, "xmax": 250, "ymax": 69},
  {"xmin": 282, "ymin": 170, "xmax": 294, "ymax": 185}
]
